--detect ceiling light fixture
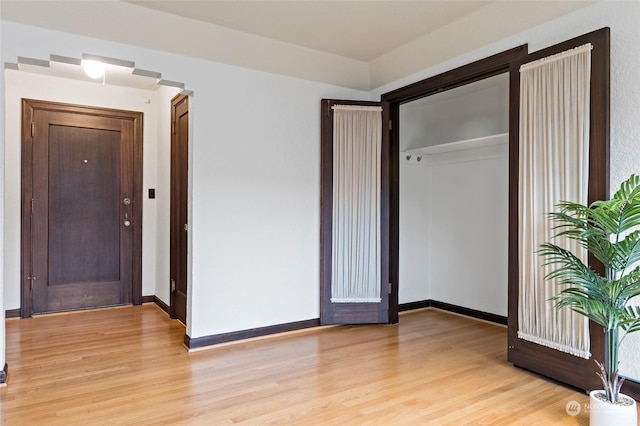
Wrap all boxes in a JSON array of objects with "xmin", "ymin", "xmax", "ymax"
[{"xmin": 82, "ymin": 59, "xmax": 105, "ymax": 79}]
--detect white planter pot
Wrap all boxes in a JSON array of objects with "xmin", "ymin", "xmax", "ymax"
[{"xmin": 589, "ymin": 390, "xmax": 638, "ymax": 426}]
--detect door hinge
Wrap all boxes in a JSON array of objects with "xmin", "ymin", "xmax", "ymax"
[
  {"xmin": 184, "ymin": 223, "xmax": 188, "ymax": 231},
  {"xmin": 171, "ymin": 279, "xmax": 176, "ymax": 292},
  {"xmin": 27, "ymin": 275, "xmax": 36, "ymax": 290},
  {"xmin": 388, "ymin": 282, "xmax": 392, "ymax": 294},
  {"xmin": 30, "ymin": 198, "xmax": 34, "ymax": 214},
  {"xmin": 389, "ymin": 119, "xmax": 393, "ymax": 130},
  {"xmin": 171, "ymin": 120, "xmax": 176, "ymax": 135},
  {"xmin": 31, "ymin": 122, "xmax": 35, "ymax": 138}
]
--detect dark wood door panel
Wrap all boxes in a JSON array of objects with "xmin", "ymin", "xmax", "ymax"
[
  {"xmin": 32, "ymin": 118, "xmax": 127, "ymax": 313},
  {"xmin": 175, "ymin": 101, "xmax": 188, "ymax": 316},
  {"xmin": 45, "ymin": 281, "xmax": 123, "ymax": 312},
  {"xmin": 170, "ymin": 94, "xmax": 188, "ymax": 324},
  {"xmin": 46, "ymin": 111, "xmax": 123, "ymax": 131},
  {"xmin": 22, "ymin": 99, "xmax": 143, "ymax": 316},
  {"xmin": 48, "ymin": 126, "xmax": 121, "ymax": 286}
]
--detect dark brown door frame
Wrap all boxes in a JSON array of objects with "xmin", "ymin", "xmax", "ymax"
[
  {"xmin": 21, "ymin": 99, "xmax": 144, "ymax": 317},
  {"xmin": 381, "ymin": 45, "xmax": 528, "ymax": 324}
]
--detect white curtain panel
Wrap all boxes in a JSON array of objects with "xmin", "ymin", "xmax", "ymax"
[
  {"xmin": 331, "ymin": 105, "xmax": 382, "ymax": 303},
  {"xmin": 518, "ymin": 44, "xmax": 592, "ymax": 359}
]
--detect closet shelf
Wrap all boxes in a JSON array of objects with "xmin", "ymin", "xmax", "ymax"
[{"xmin": 405, "ymin": 133, "xmax": 508, "ymax": 155}]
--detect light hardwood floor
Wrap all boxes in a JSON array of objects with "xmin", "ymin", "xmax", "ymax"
[{"xmin": 1, "ymin": 304, "xmax": 631, "ymax": 425}]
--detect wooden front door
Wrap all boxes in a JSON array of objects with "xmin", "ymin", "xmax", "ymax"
[
  {"xmin": 170, "ymin": 94, "xmax": 189, "ymax": 324},
  {"xmin": 21, "ymin": 99, "xmax": 143, "ymax": 316}
]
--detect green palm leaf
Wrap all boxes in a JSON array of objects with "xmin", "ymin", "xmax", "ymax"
[{"xmin": 539, "ymin": 174, "xmax": 640, "ymax": 403}]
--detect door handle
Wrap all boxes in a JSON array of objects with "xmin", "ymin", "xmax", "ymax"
[{"xmin": 124, "ymin": 212, "xmax": 131, "ymax": 227}]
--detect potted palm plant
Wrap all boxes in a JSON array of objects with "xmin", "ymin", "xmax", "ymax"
[{"xmin": 539, "ymin": 174, "xmax": 640, "ymax": 426}]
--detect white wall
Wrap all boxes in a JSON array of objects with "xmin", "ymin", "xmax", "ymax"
[
  {"xmin": 186, "ymin": 70, "xmax": 366, "ymax": 337},
  {"xmin": 429, "ymin": 149, "xmax": 508, "ymax": 316},
  {"xmin": 372, "ymin": 0, "xmax": 640, "ymax": 380},
  {"xmin": 398, "ymin": 142, "xmax": 509, "ymax": 316},
  {"xmin": 400, "ymin": 74, "xmax": 509, "ymax": 150},
  {"xmin": 398, "ymin": 163, "xmax": 430, "ymax": 304}
]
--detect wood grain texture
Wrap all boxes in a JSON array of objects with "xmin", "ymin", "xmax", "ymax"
[{"xmin": 4, "ymin": 305, "xmax": 634, "ymax": 424}]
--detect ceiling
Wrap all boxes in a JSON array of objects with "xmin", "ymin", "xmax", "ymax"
[
  {"xmin": 126, "ymin": 1, "xmax": 492, "ymax": 62},
  {"xmin": 1, "ymin": 1, "xmax": 595, "ymax": 90}
]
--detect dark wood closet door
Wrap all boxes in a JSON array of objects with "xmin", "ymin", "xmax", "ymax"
[
  {"xmin": 320, "ymin": 99, "xmax": 390, "ymax": 324},
  {"xmin": 507, "ymin": 28, "xmax": 610, "ymax": 392},
  {"xmin": 22, "ymin": 99, "xmax": 143, "ymax": 316},
  {"xmin": 170, "ymin": 94, "xmax": 189, "ymax": 324}
]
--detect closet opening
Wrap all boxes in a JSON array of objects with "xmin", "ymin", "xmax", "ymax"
[
  {"xmin": 396, "ymin": 73, "xmax": 509, "ymax": 322},
  {"xmin": 381, "ymin": 45, "xmax": 527, "ymax": 323}
]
